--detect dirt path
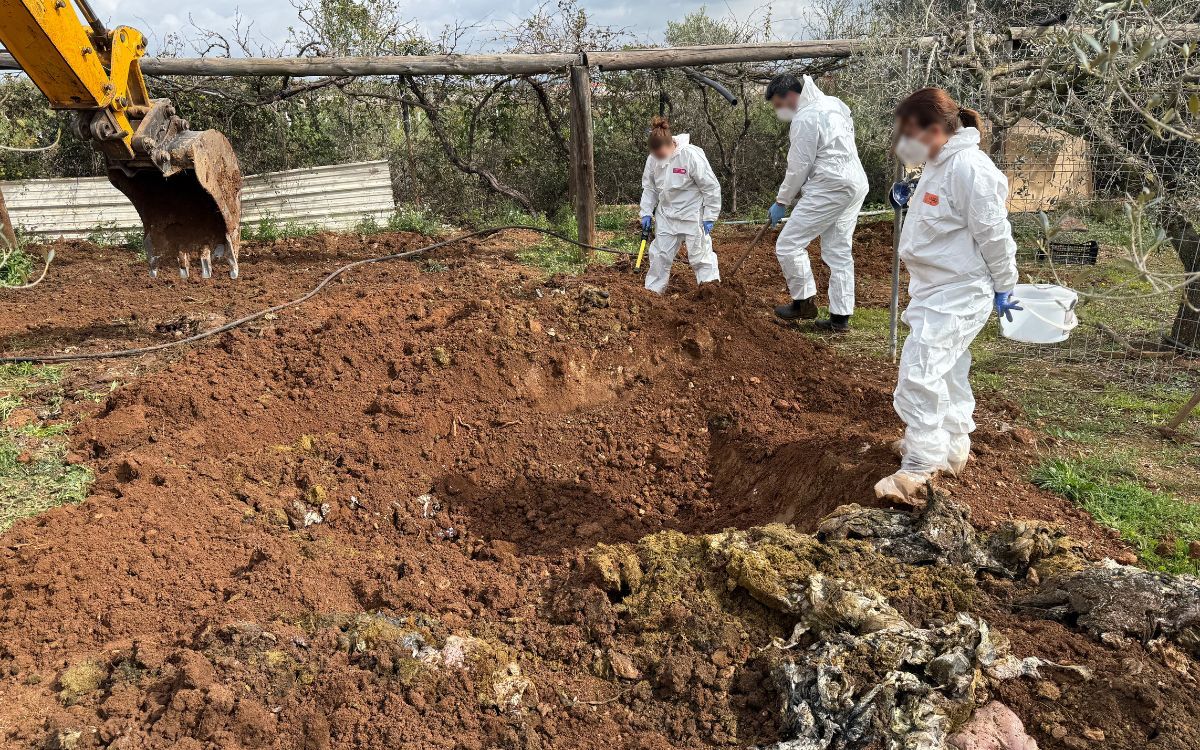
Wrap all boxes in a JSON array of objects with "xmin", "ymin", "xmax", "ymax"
[{"xmin": 0, "ymin": 225, "xmax": 1189, "ymax": 750}]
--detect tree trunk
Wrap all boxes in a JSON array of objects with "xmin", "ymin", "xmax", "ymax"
[
  {"xmin": 729, "ymin": 165, "xmax": 738, "ymax": 215},
  {"xmin": 401, "ymin": 100, "xmax": 421, "ymax": 207},
  {"xmin": 1166, "ymin": 213, "xmax": 1200, "ymax": 353}
]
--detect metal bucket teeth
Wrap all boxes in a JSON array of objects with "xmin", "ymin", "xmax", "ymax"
[{"xmin": 108, "ymin": 129, "xmax": 242, "ymax": 280}]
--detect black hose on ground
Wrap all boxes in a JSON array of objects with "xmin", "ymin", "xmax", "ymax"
[{"xmin": 0, "ymin": 225, "xmax": 639, "ymax": 364}]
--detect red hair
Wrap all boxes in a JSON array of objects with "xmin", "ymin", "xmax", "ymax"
[
  {"xmin": 648, "ymin": 116, "xmax": 672, "ymax": 150},
  {"xmin": 895, "ymin": 87, "xmax": 982, "ymax": 133}
]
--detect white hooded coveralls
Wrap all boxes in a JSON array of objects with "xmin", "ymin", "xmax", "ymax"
[
  {"xmin": 774, "ymin": 76, "xmax": 870, "ymax": 315},
  {"xmin": 895, "ymin": 127, "xmax": 1018, "ymax": 474},
  {"xmin": 639, "ymin": 134, "xmax": 722, "ymax": 294}
]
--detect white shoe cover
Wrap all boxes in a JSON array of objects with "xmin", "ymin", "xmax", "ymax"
[
  {"xmin": 945, "ymin": 434, "xmax": 971, "ymax": 477},
  {"xmin": 890, "ymin": 437, "xmax": 969, "ymax": 477},
  {"xmin": 873, "ymin": 470, "xmax": 933, "ymax": 505}
]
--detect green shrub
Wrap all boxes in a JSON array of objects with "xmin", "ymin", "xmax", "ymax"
[
  {"xmin": 0, "ymin": 244, "xmax": 34, "ymax": 286},
  {"xmin": 84, "ymin": 222, "xmax": 142, "ymax": 252},
  {"xmin": 354, "ymin": 215, "xmax": 383, "ymax": 234},
  {"xmin": 385, "ymin": 205, "xmax": 443, "ymax": 235},
  {"xmin": 467, "ymin": 204, "xmax": 551, "ymax": 231}
]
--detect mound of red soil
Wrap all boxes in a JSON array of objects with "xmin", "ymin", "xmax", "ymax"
[{"xmin": 0, "ymin": 226, "xmax": 1187, "ymax": 750}]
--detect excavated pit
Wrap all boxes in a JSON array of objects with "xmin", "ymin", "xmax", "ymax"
[
  {"xmin": 701, "ymin": 429, "xmax": 889, "ymax": 532},
  {"xmin": 0, "ymin": 226, "xmax": 1185, "ymax": 750}
]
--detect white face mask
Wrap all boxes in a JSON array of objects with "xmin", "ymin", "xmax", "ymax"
[
  {"xmin": 895, "ymin": 135, "xmax": 931, "ymax": 165},
  {"xmin": 775, "ymin": 107, "xmax": 797, "ymax": 122}
]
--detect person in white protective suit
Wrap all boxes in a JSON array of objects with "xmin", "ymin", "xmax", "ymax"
[
  {"xmin": 875, "ymin": 87, "xmax": 1022, "ymax": 504},
  {"xmin": 766, "ymin": 73, "xmax": 870, "ymax": 333},
  {"xmin": 639, "ymin": 116, "xmax": 722, "ymax": 294}
]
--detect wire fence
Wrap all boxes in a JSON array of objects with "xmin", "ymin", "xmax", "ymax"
[
  {"xmin": 832, "ymin": 30, "xmax": 1200, "ymax": 411},
  {"xmin": 976, "ymin": 126, "xmax": 1200, "ymax": 397}
]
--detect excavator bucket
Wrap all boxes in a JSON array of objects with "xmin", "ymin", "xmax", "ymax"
[{"xmin": 107, "ymin": 128, "xmax": 242, "ymax": 279}]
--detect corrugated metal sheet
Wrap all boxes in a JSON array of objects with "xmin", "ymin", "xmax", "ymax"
[{"xmin": 0, "ymin": 160, "xmax": 396, "ymax": 239}]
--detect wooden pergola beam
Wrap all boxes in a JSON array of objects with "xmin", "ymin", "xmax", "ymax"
[
  {"xmin": 0, "ymin": 52, "xmax": 584, "ymax": 77},
  {"xmin": 1, "ymin": 26, "xmax": 1196, "ymax": 77},
  {"xmin": 0, "ymin": 52, "xmax": 582, "ymax": 77},
  {"xmin": 586, "ymin": 39, "xmax": 860, "ymax": 71},
  {"xmin": 0, "ymin": 39, "xmax": 866, "ymax": 78}
]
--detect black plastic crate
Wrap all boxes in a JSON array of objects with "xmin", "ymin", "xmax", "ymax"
[{"xmin": 1036, "ymin": 239, "xmax": 1100, "ymax": 266}]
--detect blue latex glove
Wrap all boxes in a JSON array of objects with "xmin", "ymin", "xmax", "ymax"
[
  {"xmin": 889, "ymin": 179, "xmax": 917, "ymax": 209},
  {"xmin": 640, "ymin": 215, "xmax": 652, "ymax": 231},
  {"xmin": 702, "ymin": 220, "xmax": 714, "ymax": 235},
  {"xmin": 768, "ymin": 202, "xmax": 788, "ymax": 227},
  {"xmin": 994, "ymin": 291, "xmax": 1023, "ymax": 322}
]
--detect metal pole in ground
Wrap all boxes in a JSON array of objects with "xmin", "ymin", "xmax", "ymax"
[
  {"xmin": 889, "ymin": 203, "xmax": 902, "ymax": 362},
  {"xmin": 889, "ymin": 48, "xmax": 912, "ymax": 364}
]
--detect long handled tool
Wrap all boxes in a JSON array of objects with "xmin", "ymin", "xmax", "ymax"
[
  {"xmin": 727, "ymin": 221, "xmax": 774, "ymax": 278},
  {"xmin": 1159, "ymin": 384, "xmax": 1200, "ymax": 439},
  {"xmin": 634, "ymin": 221, "xmax": 652, "ymax": 270}
]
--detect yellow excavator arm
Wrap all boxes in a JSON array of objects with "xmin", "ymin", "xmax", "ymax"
[{"xmin": 0, "ymin": 0, "xmax": 243, "ymax": 279}]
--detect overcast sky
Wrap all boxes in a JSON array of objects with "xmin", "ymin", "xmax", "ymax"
[{"xmin": 85, "ymin": 0, "xmax": 822, "ymax": 53}]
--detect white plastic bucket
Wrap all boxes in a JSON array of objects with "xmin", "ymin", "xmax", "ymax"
[{"xmin": 999, "ymin": 283, "xmax": 1079, "ymax": 344}]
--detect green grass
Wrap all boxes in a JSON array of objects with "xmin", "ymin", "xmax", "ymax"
[
  {"xmin": 1033, "ymin": 457, "xmax": 1200, "ymax": 574},
  {"xmin": 515, "ymin": 208, "xmax": 593, "ymax": 275},
  {"xmin": 352, "ymin": 215, "xmax": 385, "ymax": 235},
  {"xmin": 0, "ymin": 364, "xmax": 93, "ymax": 534},
  {"xmin": 794, "ymin": 306, "xmax": 895, "ymax": 357},
  {"xmin": 353, "ymin": 205, "xmax": 447, "ymax": 237},
  {"xmin": 857, "ymin": 202, "xmax": 894, "ymax": 225},
  {"xmin": 597, "ymin": 205, "xmax": 638, "ymax": 232},
  {"xmin": 240, "ymin": 215, "xmax": 322, "ymax": 243},
  {"xmin": 467, "ymin": 204, "xmax": 552, "ymax": 232},
  {"xmin": 969, "ymin": 229, "xmax": 1199, "ymax": 498}
]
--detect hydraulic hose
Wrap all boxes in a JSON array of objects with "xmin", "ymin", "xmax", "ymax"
[
  {"xmin": 0, "ymin": 225, "xmax": 638, "ymax": 364},
  {"xmin": 73, "ymin": 0, "xmax": 110, "ymax": 40}
]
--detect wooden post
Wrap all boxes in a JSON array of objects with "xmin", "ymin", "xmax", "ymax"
[
  {"xmin": 0, "ymin": 186, "xmax": 18, "ymax": 250},
  {"xmin": 568, "ymin": 65, "xmax": 596, "ymax": 256}
]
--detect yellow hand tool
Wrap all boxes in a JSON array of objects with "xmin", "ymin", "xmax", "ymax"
[{"xmin": 634, "ymin": 221, "xmax": 652, "ymax": 270}]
